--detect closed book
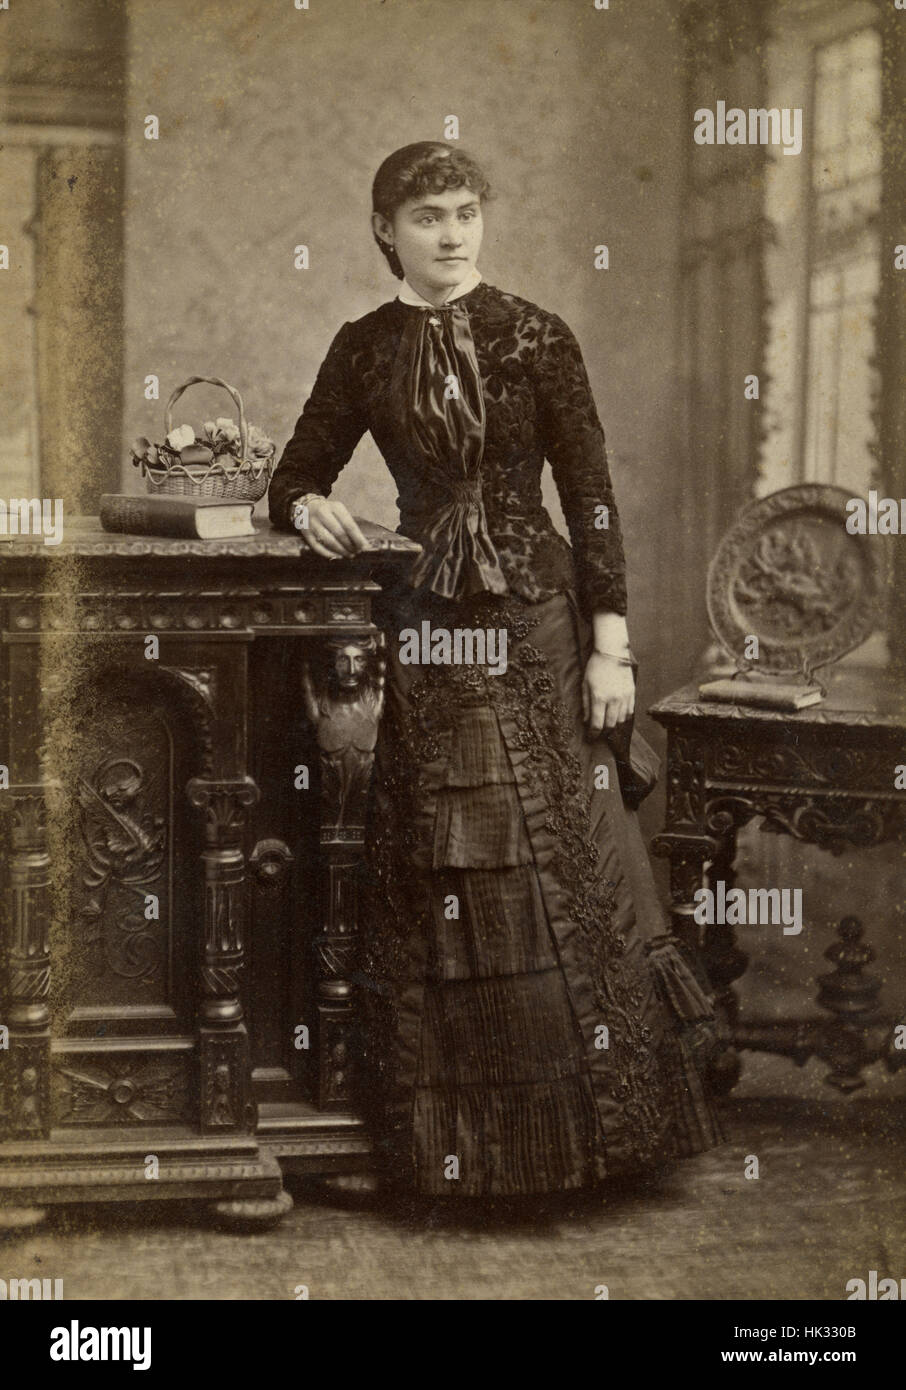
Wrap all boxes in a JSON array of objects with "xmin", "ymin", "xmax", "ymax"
[
  {"xmin": 698, "ymin": 677, "xmax": 824, "ymax": 711},
  {"xmin": 100, "ymin": 493, "xmax": 255, "ymax": 539}
]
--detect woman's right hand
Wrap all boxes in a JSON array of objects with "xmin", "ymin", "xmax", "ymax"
[{"xmin": 293, "ymin": 495, "xmax": 368, "ymax": 559}]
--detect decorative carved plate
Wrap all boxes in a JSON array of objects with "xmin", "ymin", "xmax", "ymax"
[{"xmin": 707, "ymin": 484, "xmax": 887, "ymax": 676}]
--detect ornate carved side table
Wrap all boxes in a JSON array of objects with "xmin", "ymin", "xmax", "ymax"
[
  {"xmin": 650, "ymin": 666, "xmax": 906, "ymax": 1094},
  {"xmin": 0, "ymin": 516, "xmax": 419, "ymax": 1227}
]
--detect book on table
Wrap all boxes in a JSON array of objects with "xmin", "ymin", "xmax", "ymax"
[
  {"xmin": 100, "ymin": 493, "xmax": 256, "ymax": 539},
  {"xmin": 697, "ymin": 677, "xmax": 825, "ymax": 711}
]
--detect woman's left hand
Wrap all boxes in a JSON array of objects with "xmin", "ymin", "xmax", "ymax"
[{"xmin": 582, "ymin": 652, "xmax": 635, "ymax": 737}]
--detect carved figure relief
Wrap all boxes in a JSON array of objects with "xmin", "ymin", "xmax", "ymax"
[
  {"xmin": 732, "ymin": 524, "xmax": 861, "ymax": 639},
  {"xmin": 302, "ymin": 636, "xmax": 386, "ymax": 830}
]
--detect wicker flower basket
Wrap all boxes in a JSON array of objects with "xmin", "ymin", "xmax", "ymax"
[{"xmin": 132, "ymin": 376, "xmax": 276, "ymax": 502}]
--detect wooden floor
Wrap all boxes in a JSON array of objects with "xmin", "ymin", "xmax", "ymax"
[{"xmin": 2, "ymin": 1064, "xmax": 903, "ymax": 1300}]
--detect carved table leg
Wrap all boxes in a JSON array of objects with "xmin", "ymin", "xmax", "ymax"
[
  {"xmin": 651, "ymin": 834, "xmax": 715, "ymax": 954},
  {"xmin": 703, "ymin": 819, "xmax": 749, "ymax": 1094},
  {"xmin": 650, "ymin": 729, "xmax": 717, "ymax": 960},
  {"xmin": 816, "ymin": 916, "xmax": 883, "ymax": 1092},
  {"xmin": 652, "ymin": 830, "xmax": 741, "ymax": 1093},
  {"xmin": 186, "ymin": 777, "xmax": 260, "ymax": 1134},
  {"xmin": 1, "ymin": 784, "xmax": 53, "ymax": 1144},
  {"xmin": 651, "ymin": 721, "xmax": 738, "ymax": 1093}
]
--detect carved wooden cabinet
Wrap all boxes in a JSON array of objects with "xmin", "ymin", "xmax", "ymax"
[{"xmin": 0, "ymin": 517, "xmax": 419, "ymax": 1227}]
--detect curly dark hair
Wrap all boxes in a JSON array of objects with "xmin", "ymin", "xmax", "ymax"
[{"xmin": 371, "ymin": 141, "xmax": 492, "ymax": 279}]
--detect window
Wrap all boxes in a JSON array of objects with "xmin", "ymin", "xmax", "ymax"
[{"xmin": 758, "ymin": 5, "xmax": 881, "ymax": 500}]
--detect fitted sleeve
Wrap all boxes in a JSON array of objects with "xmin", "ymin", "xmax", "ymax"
[
  {"xmin": 532, "ymin": 313, "xmax": 628, "ymax": 619},
  {"xmin": 267, "ymin": 321, "xmax": 368, "ymax": 531}
]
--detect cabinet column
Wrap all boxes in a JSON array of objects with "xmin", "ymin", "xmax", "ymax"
[
  {"xmin": 186, "ymin": 776, "xmax": 260, "ymax": 1133},
  {"xmin": 1, "ymin": 784, "xmax": 53, "ymax": 1139},
  {"xmin": 303, "ymin": 635, "xmax": 385, "ymax": 1112}
]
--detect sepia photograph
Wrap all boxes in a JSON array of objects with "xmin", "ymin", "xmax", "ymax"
[{"xmin": 0, "ymin": 0, "xmax": 904, "ymax": 1338}]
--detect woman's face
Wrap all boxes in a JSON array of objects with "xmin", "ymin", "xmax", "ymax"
[{"xmin": 374, "ymin": 186, "xmax": 483, "ymax": 300}]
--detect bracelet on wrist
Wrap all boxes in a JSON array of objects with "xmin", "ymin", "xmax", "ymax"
[
  {"xmin": 290, "ymin": 494, "xmax": 324, "ymax": 528},
  {"xmin": 593, "ymin": 647, "xmax": 635, "ymax": 666}
]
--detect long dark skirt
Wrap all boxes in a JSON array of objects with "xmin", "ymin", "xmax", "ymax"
[{"xmin": 358, "ymin": 586, "xmax": 723, "ymax": 1197}]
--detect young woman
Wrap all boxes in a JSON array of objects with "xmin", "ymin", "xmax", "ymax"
[{"xmin": 269, "ymin": 142, "xmax": 723, "ymax": 1198}]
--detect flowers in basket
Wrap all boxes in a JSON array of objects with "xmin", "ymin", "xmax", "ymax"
[{"xmin": 130, "ymin": 416, "xmax": 276, "ymax": 474}]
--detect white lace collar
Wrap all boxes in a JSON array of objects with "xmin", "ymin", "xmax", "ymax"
[{"xmin": 397, "ymin": 267, "xmax": 482, "ymax": 308}]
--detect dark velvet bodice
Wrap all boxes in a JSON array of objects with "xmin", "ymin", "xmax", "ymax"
[{"xmin": 268, "ymin": 280, "xmax": 628, "ymax": 619}]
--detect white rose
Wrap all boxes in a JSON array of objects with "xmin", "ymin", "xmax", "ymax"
[
  {"xmin": 247, "ymin": 425, "xmax": 275, "ymax": 457},
  {"xmin": 166, "ymin": 424, "xmax": 196, "ymax": 451}
]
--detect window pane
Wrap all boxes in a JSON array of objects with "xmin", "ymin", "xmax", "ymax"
[
  {"xmin": 803, "ymin": 255, "xmax": 879, "ymax": 490},
  {"xmin": 759, "ymin": 21, "xmax": 881, "ymax": 500}
]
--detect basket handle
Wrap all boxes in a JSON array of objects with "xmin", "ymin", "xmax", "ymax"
[{"xmin": 165, "ymin": 376, "xmax": 248, "ymax": 462}]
